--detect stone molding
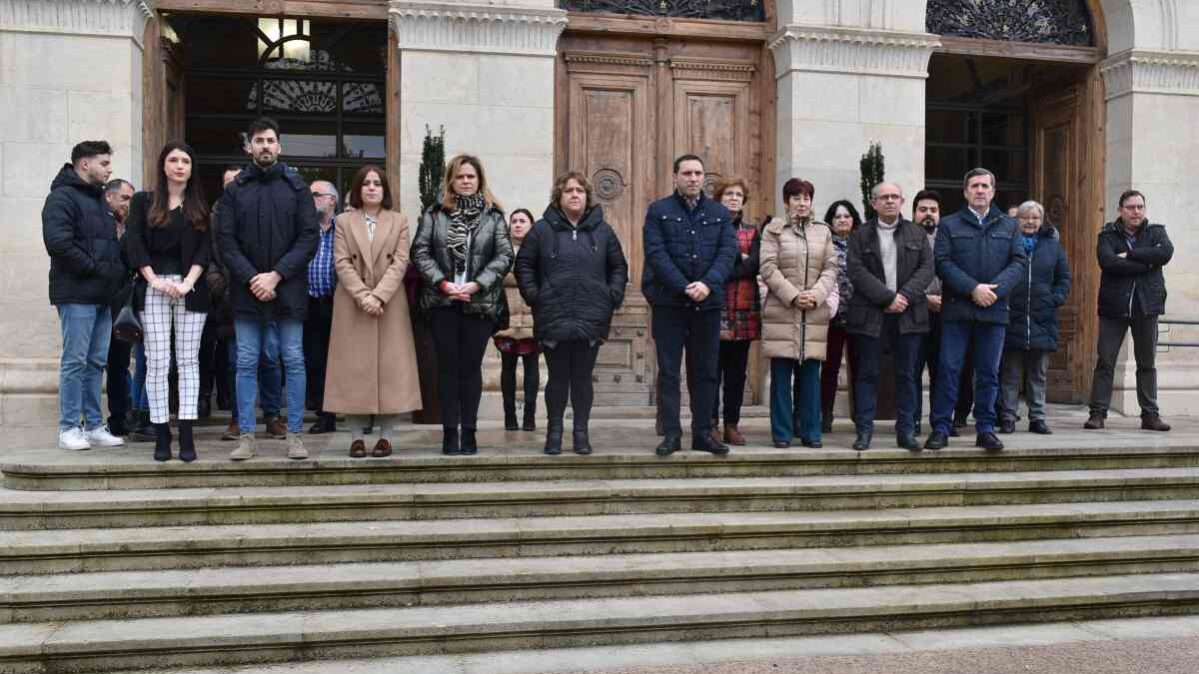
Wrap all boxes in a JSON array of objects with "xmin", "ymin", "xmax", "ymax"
[
  {"xmin": 768, "ymin": 24, "xmax": 940, "ymax": 80},
  {"xmin": 388, "ymin": 1, "xmax": 567, "ymax": 58},
  {"xmin": 1101, "ymin": 49, "xmax": 1199, "ymax": 101},
  {"xmin": 0, "ymin": 0, "xmax": 154, "ymax": 44}
]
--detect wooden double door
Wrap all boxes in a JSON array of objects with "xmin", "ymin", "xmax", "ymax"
[{"xmin": 555, "ymin": 32, "xmax": 772, "ymax": 406}]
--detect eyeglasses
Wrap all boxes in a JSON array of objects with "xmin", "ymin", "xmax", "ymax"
[{"xmin": 311, "ymin": 192, "xmax": 335, "ymax": 199}]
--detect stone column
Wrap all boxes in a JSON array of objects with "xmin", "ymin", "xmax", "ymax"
[
  {"xmin": 768, "ymin": 21, "xmax": 939, "ymax": 213},
  {"xmin": 0, "ymin": 0, "xmax": 153, "ymax": 425},
  {"xmin": 1100, "ymin": 48, "xmax": 1199, "ymax": 416},
  {"xmin": 388, "ymin": 0, "xmax": 567, "ymax": 218}
]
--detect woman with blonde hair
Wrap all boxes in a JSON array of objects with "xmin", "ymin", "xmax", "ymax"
[
  {"xmin": 411, "ymin": 154, "xmax": 513, "ymax": 455},
  {"xmin": 323, "ymin": 165, "xmax": 422, "ymax": 457}
]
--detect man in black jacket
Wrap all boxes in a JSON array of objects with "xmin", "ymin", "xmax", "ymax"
[
  {"xmin": 217, "ymin": 118, "xmax": 319, "ymax": 461},
  {"xmin": 642, "ymin": 154, "xmax": 738, "ymax": 456},
  {"xmin": 43, "ymin": 141, "xmax": 128, "ymax": 451},
  {"xmin": 1085, "ymin": 190, "xmax": 1174, "ymax": 431},
  {"xmin": 846, "ymin": 182, "xmax": 934, "ymax": 451}
]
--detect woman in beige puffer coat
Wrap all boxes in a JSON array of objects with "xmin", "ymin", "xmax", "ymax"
[{"xmin": 760, "ymin": 178, "xmax": 839, "ymax": 448}]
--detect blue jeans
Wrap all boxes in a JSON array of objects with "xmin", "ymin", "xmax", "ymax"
[
  {"xmin": 770, "ymin": 358, "xmax": 821, "ymax": 443},
  {"xmin": 132, "ymin": 343, "xmax": 148, "ymax": 411},
  {"xmin": 226, "ymin": 328, "xmax": 283, "ymax": 417},
  {"xmin": 234, "ymin": 319, "xmax": 304, "ymax": 433},
  {"xmin": 931, "ymin": 321, "xmax": 1006, "ymax": 435},
  {"xmin": 57, "ymin": 304, "xmax": 111, "ymax": 432},
  {"xmin": 852, "ymin": 318, "xmax": 923, "ymax": 436}
]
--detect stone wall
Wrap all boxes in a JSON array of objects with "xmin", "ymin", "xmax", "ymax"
[{"xmin": 0, "ymin": 0, "xmax": 151, "ymax": 425}]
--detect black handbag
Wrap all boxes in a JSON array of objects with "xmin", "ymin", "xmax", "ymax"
[{"xmin": 112, "ymin": 289, "xmax": 142, "ymax": 343}]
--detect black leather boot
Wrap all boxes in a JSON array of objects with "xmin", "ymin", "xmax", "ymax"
[
  {"xmin": 544, "ymin": 418, "xmax": 563, "ymax": 455},
  {"xmin": 460, "ymin": 428, "xmax": 478, "ymax": 455},
  {"xmin": 441, "ymin": 427, "xmax": 460, "ymax": 455},
  {"xmin": 178, "ymin": 420, "xmax": 196, "ymax": 463},
  {"xmin": 572, "ymin": 413, "xmax": 592, "ymax": 455},
  {"xmin": 522, "ymin": 402, "xmax": 537, "ymax": 432},
  {"xmin": 153, "ymin": 423, "xmax": 172, "ymax": 462}
]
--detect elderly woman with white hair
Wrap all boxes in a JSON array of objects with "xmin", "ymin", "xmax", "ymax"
[{"xmin": 999, "ymin": 199, "xmax": 1071, "ymax": 435}]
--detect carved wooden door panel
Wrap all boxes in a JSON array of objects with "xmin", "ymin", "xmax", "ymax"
[
  {"xmin": 559, "ymin": 53, "xmax": 656, "ymax": 405},
  {"xmin": 1032, "ymin": 86, "xmax": 1093, "ymax": 403}
]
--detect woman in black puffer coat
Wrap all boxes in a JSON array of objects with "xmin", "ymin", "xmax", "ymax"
[
  {"xmin": 516, "ymin": 172, "xmax": 628, "ymax": 455},
  {"xmin": 999, "ymin": 200, "xmax": 1071, "ymax": 435}
]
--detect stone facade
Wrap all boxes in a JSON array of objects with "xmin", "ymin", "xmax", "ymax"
[{"xmin": 0, "ymin": 0, "xmax": 1196, "ymax": 424}]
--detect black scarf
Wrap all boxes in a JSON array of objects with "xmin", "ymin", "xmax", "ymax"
[{"xmin": 447, "ymin": 193, "xmax": 486, "ymax": 275}]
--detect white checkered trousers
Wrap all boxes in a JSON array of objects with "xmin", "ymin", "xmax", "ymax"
[{"xmin": 143, "ymin": 275, "xmax": 207, "ymax": 424}]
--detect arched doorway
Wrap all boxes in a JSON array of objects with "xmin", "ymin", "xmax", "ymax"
[
  {"xmin": 555, "ymin": 2, "xmax": 777, "ymax": 407},
  {"xmin": 925, "ymin": 0, "xmax": 1107, "ymax": 403}
]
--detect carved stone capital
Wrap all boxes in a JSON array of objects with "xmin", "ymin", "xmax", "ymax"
[
  {"xmin": 1101, "ymin": 49, "xmax": 1199, "ymax": 101},
  {"xmin": 0, "ymin": 0, "xmax": 154, "ymax": 44},
  {"xmin": 388, "ymin": 1, "xmax": 567, "ymax": 58},
  {"xmin": 768, "ymin": 25, "xmax": 940, "ymax": 80}
]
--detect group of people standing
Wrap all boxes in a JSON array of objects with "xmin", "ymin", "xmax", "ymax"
[{"xmin": 43, "ymin": 116, "xmax": 1175, "ymax": 462}]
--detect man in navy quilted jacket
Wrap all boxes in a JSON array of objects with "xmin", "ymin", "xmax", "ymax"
[{"xmin": 642, "ymin": 155, "xmax": 738, "ymax": 456}]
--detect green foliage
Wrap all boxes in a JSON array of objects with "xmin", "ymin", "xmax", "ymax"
[
  {"xmin": 859, "ymin": 142, "xmax": 885, "ymax": 221},
  {"xmin": 419, "ymin": 125, "xmax": 446, "ymax": 213}
]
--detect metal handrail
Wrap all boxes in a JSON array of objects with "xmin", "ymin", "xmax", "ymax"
[{"xmin": 1159, "ymin": 317, "xmax": 1199, "ymax": 348}]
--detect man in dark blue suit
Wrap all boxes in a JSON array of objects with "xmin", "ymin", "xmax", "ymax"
[
  {"xmin": 642, "ymin": 155, "xmax": 738, "ymax": 456},
  {"xmin": 925, "ymin": 168, "xmax": 1027, "ymax": 452}
]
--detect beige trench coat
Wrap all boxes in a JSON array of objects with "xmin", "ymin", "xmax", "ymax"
[
  {"xmin": 323, "ymin": 209, "xmax": 422, "ymax": 415},
  {"xmin": 759, "ymin": 216, "xmax": 839, "ymax": 362}
]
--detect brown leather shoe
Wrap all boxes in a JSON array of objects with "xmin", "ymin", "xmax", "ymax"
[
  {"xmin": 709, "ymin": 427, "xmax": 722, "ymax": 445},
  {"xmin": 349, "ymin": 439, "xmax": 367, "ymax": 458},
  {"xmin": 371, "ymin": 438, "xmax": 393, "ymax": 457},
  {"xmin": 221, "ymin": 419, "xmax": 239, "ymax": 441},
  {"xmin": 265, "ymin": 416, "xmax": 287, "ymax": 439},
  {"xmin": 723, "ymin": 423, "xmax": 746, "ymax": 446}
]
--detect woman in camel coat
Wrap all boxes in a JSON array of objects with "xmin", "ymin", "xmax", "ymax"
[
  {"xmin": 324, "ymin": 165, "xmax": 421, "ymax": 457},
  {"xmin": 760, "ymin": 178, "xmax": 839, "ymax": 449}
]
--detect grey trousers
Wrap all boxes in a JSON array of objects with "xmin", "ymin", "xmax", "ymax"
[
  {"xmin": 1088, "ymin": 315, "xmax": 1159, "ymax": 418},
  {"xmin": 1000, "ymin": 349, "xmax": 1049, "ymax": 423}
]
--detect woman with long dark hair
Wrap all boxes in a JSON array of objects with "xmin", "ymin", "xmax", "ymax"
[
  {"xmin": 323, "ymin": 165, "xmax": 422, "ymax": 457},
  {"xmin": 516, "ymin": 172, "xmax": 627, "ymax": 455},
  {"xmin": 494, "ymin": 208, "xmax": 540, "ymax": 431},
  {"xmin": 411, "ymin": 154, "xmax": 513, "ymax": 455},
  {"xmin": 124, "ymin": 142, "xmax": 211, "ymax": 462},
  {"xmin": 820, "ymin": 199, "xmax": 862, "ymax": 432}
]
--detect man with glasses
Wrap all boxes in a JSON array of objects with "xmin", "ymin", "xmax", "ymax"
[
  {"xmin": 844, "ymin": 182, "xmax": 934, "ymax": 451},
  {"xmin": 304, "ymin": 180, "xmax": 339, "ymax": 434},
  {"xmin": 1084, "ymin": 190, "xmax": 1174, "ymax": 432}
]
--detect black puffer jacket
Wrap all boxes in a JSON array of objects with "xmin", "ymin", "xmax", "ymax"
[
  {"xmin": 42, "ymin": 164, "xmax": 127, "ymax": 305},
  {"xmin": 411, "ymin": 202, "xmax": 513, "ymax": 327},
  {"xmin": 1006, "ymin": 225, "xmax": 1071, "ymax": 351},
  {"xmin": 216, "ymin": 162, "xmax": 319, "ymax": 322},
  {"xmin": 515, "ymin": 205, "xmax": 628, "ymax": 344},
  {"xmin": 1096, "ymin": 219, "xmax": 1172, "ymax": 318},
  {"xmin": 845, "ymin": 218, "xmax": 935, "ymax": 338}
]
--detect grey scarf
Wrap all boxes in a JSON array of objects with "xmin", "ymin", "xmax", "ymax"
[{"xmin": 446, "ymin": 193, "xmax": 487, "ymax": 275}]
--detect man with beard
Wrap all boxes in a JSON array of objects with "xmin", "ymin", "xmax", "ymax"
[{"xmin": 218, "ymin": 117, "xmax": 319, "ymax": 461}]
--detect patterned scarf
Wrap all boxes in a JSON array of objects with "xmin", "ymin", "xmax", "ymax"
[{"xmin": 446, "ymin": 193, "xmax": 487, "ymax": 275}]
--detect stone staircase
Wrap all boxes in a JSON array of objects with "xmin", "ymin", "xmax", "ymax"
[{"xmin": 2, "ymin": 425, "xmax": 1199, "ymax": 673}]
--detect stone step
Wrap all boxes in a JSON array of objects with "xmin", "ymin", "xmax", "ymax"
[
  {"xmin": 4, "ymin": 468, "xmax": 1199, "ymax": 530},
  {"xmin": 4, "ymin": 500, "xmax": 1199, "ymax": 576},
  {"xmin": 3, "ymin": 573, "xmax": 1199, "ymax": 673},
  {"xmin": 6, "ymin": 441, "xmax": 1199, "ymax": 490},
  {"xmin": 4, "ymin": 535, "xmax": 1199, "ymax": 624}
]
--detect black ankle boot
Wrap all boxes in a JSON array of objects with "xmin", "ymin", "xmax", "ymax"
[
  {"xmin": 504, "ymin": 412, "xmax": 519, "ymax": 431},
  {"xmin": 522, "ymin": 403, "xmax": 537, "ymax": 432},
  {"xmin": 460, "ymin": 428, "xmax": 478, "ymax": 455},
  {"xmin": 544, "ymin": 419, "xmax": 564, "ymax": 455},
  {"xmin": 153, "ymin": 423, "xmax": 172, "ymax": 462},
  {"xmin": 178, "ymin": 420, "xmax": 196, "ymax": 463},
  {"xmin": 442, "ymin": 427, "xmax": 460, "ymax": 455},
  {"xmin": 572, "ymin": 428, "xmax": 592, "ymax": 455}
]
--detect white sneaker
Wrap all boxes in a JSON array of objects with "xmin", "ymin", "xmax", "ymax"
[
  {"xmin": 58, "ymin": 428, "xmax": 91, "ymax": 451},
  {"xmin": 85, "ymin": 426, "xmax": 126, "ymax": 448}
]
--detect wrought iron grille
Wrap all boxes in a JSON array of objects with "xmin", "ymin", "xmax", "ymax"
[
  {"xmin": 927, "ymin": 0, "xmax": 1093, "ymax": 46},
  {"xmin": 560, "ymin": 0, "xmax": 766, "ymax": 22}
]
